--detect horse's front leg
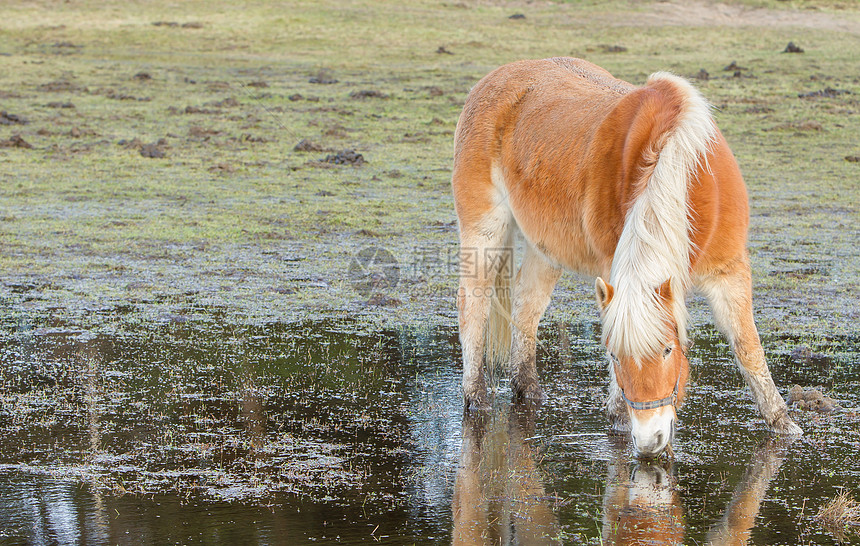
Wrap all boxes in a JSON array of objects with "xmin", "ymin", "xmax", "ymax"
[
  {"xmin": 698, "ymin": 256, "xmax": 802, "ymax": 435},
  {"xmin": 606, "ymin": 362, "xmax": 630, "ymax": 432},
  {"xmin": 510, "ymin": 245, "xmax": 561, "ymax": 401}
]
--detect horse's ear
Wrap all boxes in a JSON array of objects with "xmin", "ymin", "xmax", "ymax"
[
  {"xmin": 656, "ymin": 279, "xmax": 673, "ymax": 304},
  {"xmin": 595, "ymin": 277, "xmax": 614, "ymax": 311}
]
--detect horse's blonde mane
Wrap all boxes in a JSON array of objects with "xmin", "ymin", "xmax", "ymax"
[{"xmin": 602, "ymin": 72, "xmax": 717, "ymax": 359}]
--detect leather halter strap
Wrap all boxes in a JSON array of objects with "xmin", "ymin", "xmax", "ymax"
[{"xmin": 620, "ymin": 371, "xmax": 681, "ymax": 411}]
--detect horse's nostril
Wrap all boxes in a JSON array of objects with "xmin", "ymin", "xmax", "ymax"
[{"xmin": 655, "ymin": 431, "xmax": 664, "ymax": 446}]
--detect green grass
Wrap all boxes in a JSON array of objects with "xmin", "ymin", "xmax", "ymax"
[{"xmin": 0, "ymin": 0, "xmax": 857, "ymax": 333}]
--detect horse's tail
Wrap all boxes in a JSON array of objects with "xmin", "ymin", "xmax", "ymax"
[{"xmin": 484, "ymin": 229, "xmax": 513, "ymax": 378}]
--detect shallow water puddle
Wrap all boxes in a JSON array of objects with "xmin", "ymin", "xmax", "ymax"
[{"xmin": 0, "ymin": 318, "xmax": 857, "ymax": 544}]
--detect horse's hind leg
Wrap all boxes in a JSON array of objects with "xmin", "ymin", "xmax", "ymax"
[
  {"xmin": 457, "ymin": 207, "xmax": 512, "ymax": 411},
  {"xmin": 698, "ymin": 255, "xmax": 802, "ymax": 435},
  {"xmin": 510, "ymin": 244, "xmax": 561, "ymax": 400}
]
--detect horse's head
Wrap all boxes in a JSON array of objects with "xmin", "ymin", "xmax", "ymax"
[{"xmin": 596, "ymin": 277, "xmax": 690, "ymax": 458}]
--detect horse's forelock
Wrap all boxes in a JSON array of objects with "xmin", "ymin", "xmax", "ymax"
[{"xmin": 601, "ymin": 281, "xmax": 684, "ymax": 360}]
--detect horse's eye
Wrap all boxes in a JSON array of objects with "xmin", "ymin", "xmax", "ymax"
[
  {"xmin": 609, "ymin": 353, "xmax": 619, "ymax": 364},
  {"xmin": 663, "ymin": 346, "xmax": 673, "ymax": 358}
]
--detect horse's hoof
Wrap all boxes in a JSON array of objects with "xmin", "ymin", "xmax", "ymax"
[
  {"xmin": 464, "ymin": 394, "xmax": 491, "ymax": 412},
  {"xmin": 513, "ymin": 378, "xmax": 545, "ymax": 401},
  {"xmin": 770, "ymin": 413, "xmax": 803, "ymax": 436}
]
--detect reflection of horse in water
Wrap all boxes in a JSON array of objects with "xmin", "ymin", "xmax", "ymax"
[
  {"xmin": 452, "ymin": 402, "xmax": 558, "ymax": 545},
  {"xmin": 602, "ymin": 462, "xmax": 683, "ymax": 544},
  {"xmin": 601, "ymin": 441, "xmax": 684, "ymax": 545},
  {"xmin": 600, "ymin": 437, "xmax": 791, "ymax": 546},
  {"xmin": 705, "ymin": 438, "xmax": 792, "ymax": 546},
  {"xmin": 452, "ymin": 402, "xmax": 792, "ymax": 545}
]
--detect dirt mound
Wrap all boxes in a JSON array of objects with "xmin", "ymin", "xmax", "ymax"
[
  {"xmin": 349, "ymin": 90, "xmax": 389, "ymax": 100},
  {"xmin": 322, "ymin": 150, "xmax": 365, "ymax": 166},
  {"xmin": 37, "ymin": 80, "xmax": 86, "ymax": 92},
  {"xmin": 118, "ymin": 137, "xmax": 167, "ymax": 158},
  {"xmin": 599, "ymin": 44, "xmax": 627, "ymax": 53},
  {"xmin": 293, "ymin": 139, "xmax": 323, "ymax": 152},
  {"xmin": 207, "ymin": 97, "xmax": 238, "ymax": 108},
  {"xmin": 0, "ymin": 112, "xmax": 28, "ymax": 125},
  {"xmin": 139, "ymin": 143, "xmax": 165, "ymax": 158},
  {"xmin": 788, "ymin": 385, "xmax": 842, "ymax": 413},
  {"xmin": 768, "ymin": 121, "xmax": 824, "ymax": 132},
  {"xmin": 309, "ymin": 71, "xmax": 338, "ymax": 84},
  {"xmin": 0, "ymin": 135, "xmax": 32, "ymax": 149},
  {"xmin": 799, "ymin": 87, "xmax": 851, "ymax": 99},
  {"xmin": 783, "ymin": 41, "xmax": 804, "ymax": 53}
]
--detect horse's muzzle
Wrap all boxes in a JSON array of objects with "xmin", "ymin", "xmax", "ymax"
[{"xmin": 631, "ymin": 408, "xmax": 675, "ymax": 458}]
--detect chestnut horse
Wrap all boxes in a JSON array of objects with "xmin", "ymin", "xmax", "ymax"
[{"xmin": 452, "ymin": 58, "xmax": 801, "ymax": 457}]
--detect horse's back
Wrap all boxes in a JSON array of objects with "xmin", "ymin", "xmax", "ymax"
[
  {"xmin": 452, "ymin": 57, "xmax": 749, "ymax": 277},
  {"xmin": 453, "ymin": 58, "xmax": 640, "ymax": 273},
  {"xmin": 454, "ymin": 58, "xmax": 632, "ymax": 164},
  {"xmin": 452, "ymin": 58, "xmax": 632, "ymax": 260}
]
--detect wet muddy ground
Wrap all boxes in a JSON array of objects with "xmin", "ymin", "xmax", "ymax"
[
  {"xmin": 0, "ymin": 315, "xmax": 858, "ymax": 543},
  {"xmin": 1, "ymin": 0, "xmax": 859, "ymax": 544}
]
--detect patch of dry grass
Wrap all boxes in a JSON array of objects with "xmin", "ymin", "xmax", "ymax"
[{"xmin": 816, "ymin": 491, "xmax": 860, "ymax": 541}]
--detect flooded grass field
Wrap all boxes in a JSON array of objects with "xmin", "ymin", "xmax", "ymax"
[
  {"xmin": 0, "ymin": 312, "xmax": 857, "ymax": 544},
  {"xmin": 1, "ymin": 0, "xmax": 859, "ymax": 543}
]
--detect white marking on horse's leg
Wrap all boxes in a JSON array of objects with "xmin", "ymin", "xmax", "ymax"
[
  {"xmin": 459, "ymin": 208, "xmax": 512, "ymax": 410},
  {"xmin": 510, "ymin": 244, "xmax": 561, "ymax": 400},
  {"xmin": 697, "ymin": 259, "xmax": 802, "ymax": 435},
  {"xmin": 459, "ymin": 277, "xmax": 490, "ymax": 409}
]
